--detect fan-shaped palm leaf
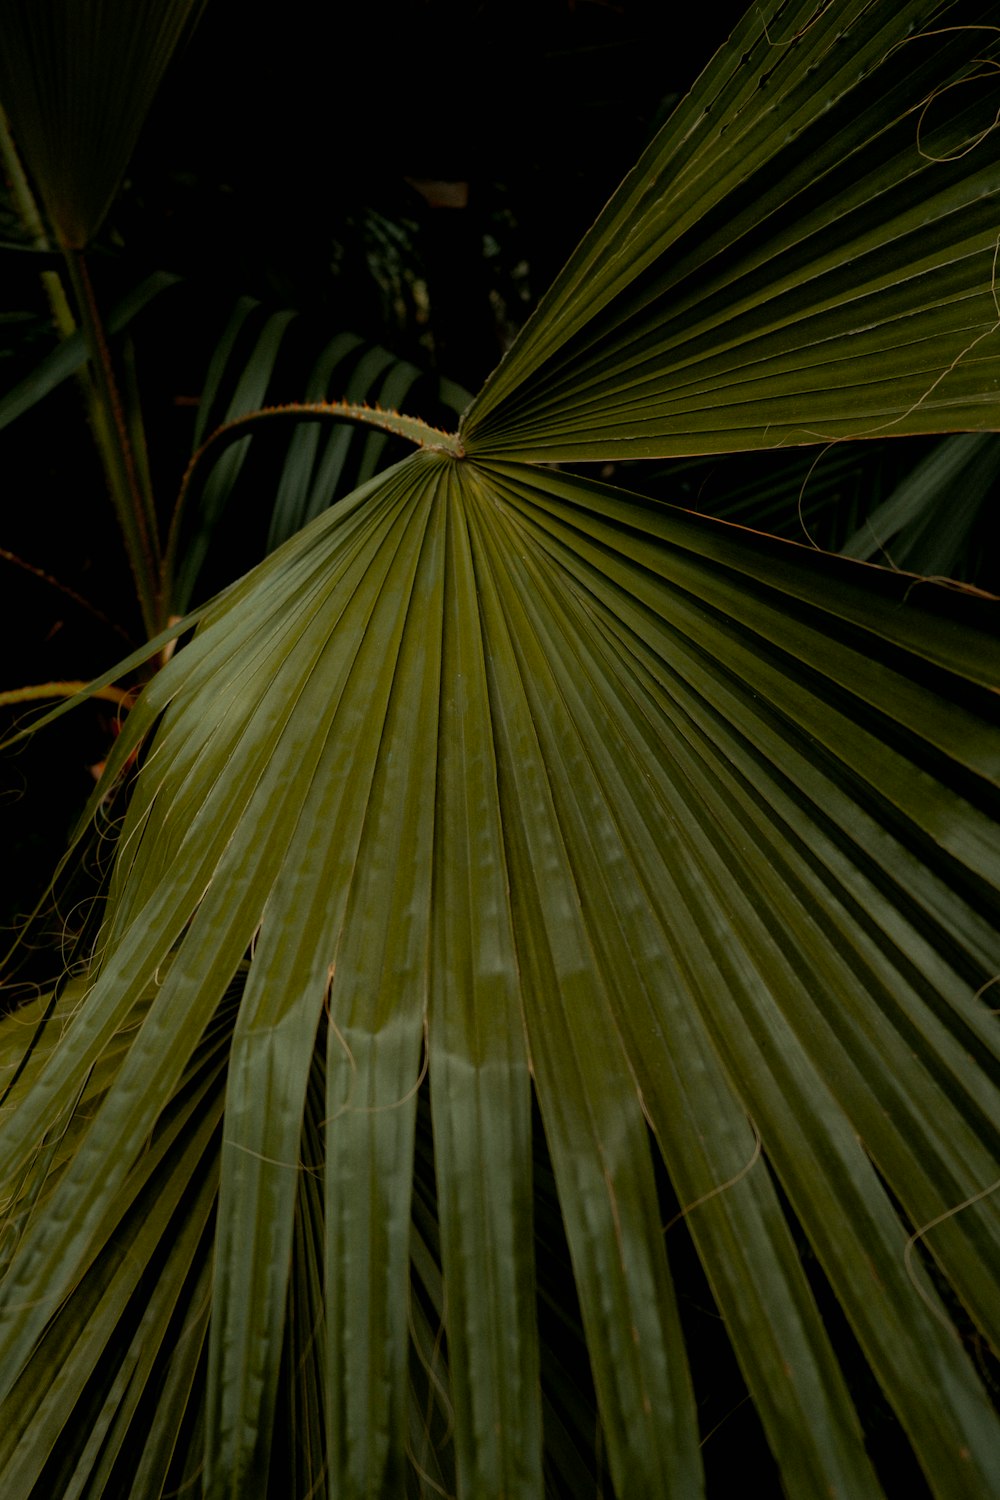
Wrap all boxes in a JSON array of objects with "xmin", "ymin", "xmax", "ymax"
[
  {"xmin": 0, "ymin": 0, "xmax": 206, "ymax": 249},
  {"xmin": 2, "ymin": 3, "xmax": 1000, "ymax": 1497}
]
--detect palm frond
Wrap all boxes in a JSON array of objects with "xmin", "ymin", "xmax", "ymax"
[
  {"xmin": 3, "ymin": 450, "xmax": 999, "ymax": 1495},
  {"xmin": 462, "ymin": 0, "xmax": 1000, "ymax": 458},
  {"xmin": 2, "ymin": 3, "xmax": 1000, "ymax": 1497},
  {"xmin": 0, "ymin": 0, "xmax": 206, "ymax": 248}
]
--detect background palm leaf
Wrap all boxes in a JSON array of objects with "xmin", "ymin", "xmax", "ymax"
[
  {"xmin": 2, "ymin": 2, "xmax": 1000, "ymax": 1496},
  {"xmin": 169, "ymin": 298, "xmax": 469, "ymax": 610},
  {"xmin": 0, "ymin": 0, "xmax": 206, "ymax": 249},
  {"xmin": 631, "ymin": 432, "xmax": 1000, "ymax": 594},
  {"xmin": 840, "ymin": 431, "xmax": 1000, "ymax": 578}
]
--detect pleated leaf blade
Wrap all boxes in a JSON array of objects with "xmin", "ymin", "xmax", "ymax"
[{"xmin": 462, "ymin": 0, "xmax": 1000, "ymax": 459}]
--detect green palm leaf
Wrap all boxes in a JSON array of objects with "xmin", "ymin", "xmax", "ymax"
[
  {"xmin": 840, "ymin": 431, "xmax": 1000, "ymax": 579},
  {"xmin": 0, "ymin": 0, "xmax": 206, "ymax": 248},
  {"xmin": 462, "ymin": 0, "xmax": 1000, "ymax": 458},
  {"xmin": 2, "ymin": 2, "xmax": 1000, "ymax": 1496}
]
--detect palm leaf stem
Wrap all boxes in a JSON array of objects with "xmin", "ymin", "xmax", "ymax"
[
  {"xmin": 162, "ymin": 402, "xmax": 462, "ymax": 611},
  {"xmin": 63, "ymin": 248, "xmax": 162, "ymax": 638},
  {"xmin": 0, "ymin": 547, "xmax": 132, "ymax": 642},
  {"xmin": 0, "ymin": 105, "xmax": 75, "ymax": 342}
]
